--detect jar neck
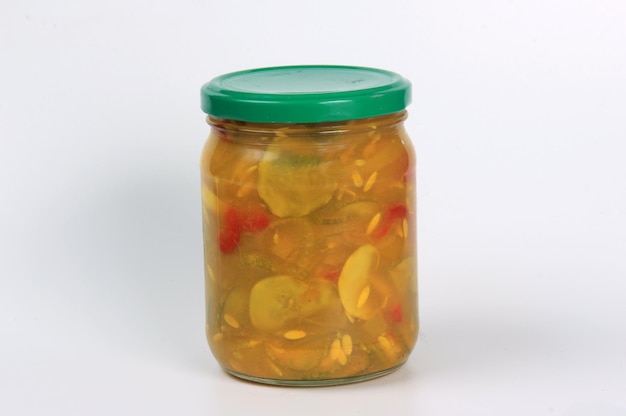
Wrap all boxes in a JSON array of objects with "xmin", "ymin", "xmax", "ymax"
[{"xmin": 207, "ymin": 111, "xmax": 408, "ymax": 137}]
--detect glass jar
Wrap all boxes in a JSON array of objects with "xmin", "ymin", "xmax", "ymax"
[{"xmin": 199, "ymin": 66, "xmax": 418, "ymax": 386}]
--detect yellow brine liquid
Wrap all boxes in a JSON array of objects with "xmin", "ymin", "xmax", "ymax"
[{"xmin": 200, "ymin": 112, "xmax": 418, "ymax": 386}]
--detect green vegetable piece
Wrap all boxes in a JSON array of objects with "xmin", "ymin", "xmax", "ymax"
[
  {"xmin": 249, "ymin": 275, "xmax": 342, "ymax": 332},
  {"xmin": 257, "ymin": 152, "xmax": 337, "ymax": 218}
]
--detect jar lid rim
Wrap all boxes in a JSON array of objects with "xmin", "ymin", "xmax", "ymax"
[{"xmin": 201, "ymin": 65, "xmax": 411, "ymax": 123}]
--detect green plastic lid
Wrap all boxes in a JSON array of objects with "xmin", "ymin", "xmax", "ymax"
[{"xmin": 201, "ymin": 65, "xmax": 411, "ymax": 123}]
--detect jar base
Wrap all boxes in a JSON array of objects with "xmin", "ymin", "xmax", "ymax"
[{"xmin": 223, "ymin": 362, "xmax": 406, "ymax": 387}]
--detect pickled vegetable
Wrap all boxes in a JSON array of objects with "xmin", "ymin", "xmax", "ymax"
[
  {"xmin": 337, "ymin": 244, "xmax": 381, "ymax": 320},
  {"xmin": 258, "ymin": 152, "xmax": 337, "ymax": 218},
  {"xmin": 249, "ymin": 275, "xmax": 341, "ymax": 332},
  {"xmin": 201, "ymin": 113, "xmax": 417, "ymax": 384}
]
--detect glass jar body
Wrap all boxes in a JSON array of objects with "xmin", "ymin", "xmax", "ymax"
[{"xmin": 200, "ymin": 112, "xmax": 418, "ymax": 386}]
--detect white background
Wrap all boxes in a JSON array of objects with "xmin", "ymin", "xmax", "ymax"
[{"xmin": 2, "ymin": 0, "xmax": 626, "ymax": 415}]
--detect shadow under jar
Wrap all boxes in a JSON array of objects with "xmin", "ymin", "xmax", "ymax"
[{"xmin": 199, "ymin": 66, "xmax": 418, "ymax": 386}]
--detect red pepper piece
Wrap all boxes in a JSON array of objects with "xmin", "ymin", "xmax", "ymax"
[
  {"xmin": 218, "ymin": 207, "xmax": 269, "ymax": 253},
  {"xmin": 388, "ymin": 204, "xmax": 408, "ymax": 220},
  {"xmin": 386, "ymin": 303, "xmax": 403, "ymax": 323},
  {"xmin": 371, "ymin": 204, "xmax": 408, "ymax": 239},
  {"xmin": 219, "ymin": 225, "xmax": 240, "ymax": 253},
  {"xmin": 223, "ymin": 207, "xmax": 240, "ymax": 228},
  {"xmin": 322, "ymin": 268, "xmax": 341, "ymax": 284},
  {"xmin": 239, "ymin": 209, "xmax": 270, "ymax": 232},
  {"xmin": 218, "ymin": 208, "xmax": 241, "ymax": 253}
]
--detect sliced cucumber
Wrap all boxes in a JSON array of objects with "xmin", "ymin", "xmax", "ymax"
[
  {"xmin": 249, "ymin": 275, "xmax": 342, "ymax": 332},
  {"xmin": 266, "ymin": 342, "xmax": 325, "ymax": 372},
  {"xmin": 249, "ymin": 275, "xmax": 307, "ymax": 331},
  {"xmin": 337, "ymin": 244, "xmax": 381, "ymax": 320},
  {"xmin": 389, "ymin": 256, "xmax": 416, "ymax": 293},
  {"xmin": 257, "ymin": 152, "xmax": 337, "ymax": 218},
  {"xmin": 221, "ymin": 287, "xmax": 250, "ymax": 330}
]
